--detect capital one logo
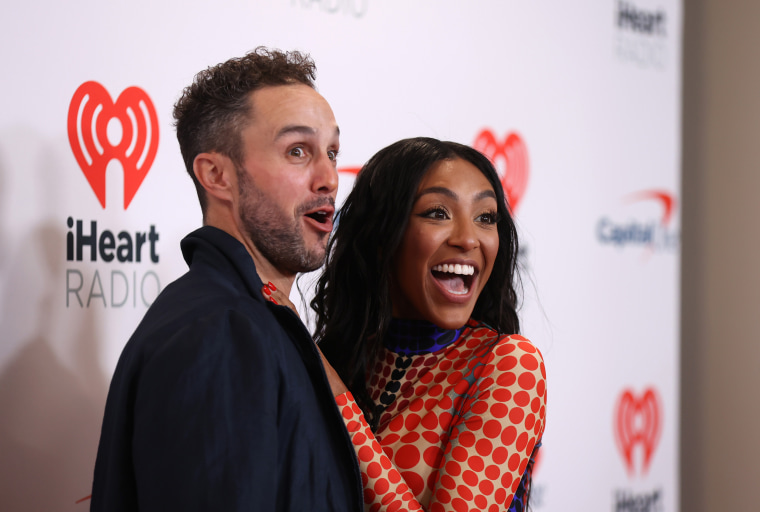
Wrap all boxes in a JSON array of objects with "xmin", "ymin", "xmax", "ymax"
[
  {"xmin": 614, "ymin": 387, "xmax": 662, "ymax": 476},
  {"xmin": 67, "ymin": 81, "xmax": 159, "ymax": 209},
  {"xmin": 625, "ymin": 190, "xmax": 677, "ymax": 226},
  {"xmin": 473, "ymin": 129, "xmax": 529, "ymax": 212},
  {"xmin": 597, "ymin": 189, "xmax": 679, "ymax": 252}
]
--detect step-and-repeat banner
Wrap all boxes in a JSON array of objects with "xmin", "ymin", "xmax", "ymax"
[{"xmin": 0, "ymin": 1, "xmax": 681, "ymax": 510}]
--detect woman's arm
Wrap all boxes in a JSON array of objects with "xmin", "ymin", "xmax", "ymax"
[{"xmin": 336, "ymin": 334, "xmax": 547, "ymax": 512}]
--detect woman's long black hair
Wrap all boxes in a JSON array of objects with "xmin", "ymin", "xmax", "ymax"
[{"xmin": 312, "ymin": 137, "xmax": 521, "ymax": 428}]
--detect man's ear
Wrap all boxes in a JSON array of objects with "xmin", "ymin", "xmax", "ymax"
[{"xmin": 193, "ymin": 152, "xmax": 235, "ymax": 203}]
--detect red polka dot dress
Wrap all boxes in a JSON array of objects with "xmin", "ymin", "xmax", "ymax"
[{"xmin": 336, "ymin": 318, "xmax": 546, "ymax": 512}]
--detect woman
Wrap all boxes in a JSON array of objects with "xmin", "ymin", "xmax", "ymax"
[{"xmin": 312, "ymin": 137, "xmax": 546, "ymax": 512}]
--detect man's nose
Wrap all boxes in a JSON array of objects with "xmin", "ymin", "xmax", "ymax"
[{"xmin": 313, "ymin": 153, "xmax": 339, "ymax": 194}]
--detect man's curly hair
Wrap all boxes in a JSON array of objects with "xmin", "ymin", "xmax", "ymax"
[{"xmin": 173, "ymin": 47, "xmax": 316, "ymax": 214}]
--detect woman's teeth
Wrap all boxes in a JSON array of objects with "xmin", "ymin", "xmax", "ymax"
[{"xmin": 431, "ymin": 263, "xmax": 475, "ymax": 276}]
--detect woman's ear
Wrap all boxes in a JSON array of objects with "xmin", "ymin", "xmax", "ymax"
[{"xmin": 193, "ymin": 152, "xmax": 236, "ymax": 204}]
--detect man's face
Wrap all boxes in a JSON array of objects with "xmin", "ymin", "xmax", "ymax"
[{"xmin": 236, "ymin": 84, "xmax": 340, "ymax": 275}]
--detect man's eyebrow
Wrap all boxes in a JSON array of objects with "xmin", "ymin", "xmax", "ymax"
[
  {"xmin": 275, "ymin": 125, "xmax": 316, "ymax": 139},
  {"xmin": 275, "ymin": 125, "xmax": 341, "ymax": 139},
  {"xmin": 416, "ymin": 187, "xmax": 497, "ymax": 201}
]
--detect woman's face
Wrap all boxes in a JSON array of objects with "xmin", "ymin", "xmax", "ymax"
[{"xmin": 390, "ymin": 157, "xmax": 500, "ymax": 329}]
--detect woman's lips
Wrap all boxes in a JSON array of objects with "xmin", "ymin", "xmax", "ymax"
[{"xmin": 430, "ymin": 262, "xmax": 478, "ymax": 300}]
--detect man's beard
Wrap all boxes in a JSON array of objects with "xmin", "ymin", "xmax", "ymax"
[{"xmin": 237, "ymin": 168, "xmax": 331, "ymax": 274}]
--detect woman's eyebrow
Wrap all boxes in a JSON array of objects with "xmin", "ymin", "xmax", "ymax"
[
  {"xmin": 474, "ymin": 190, "xmax": 497, "ymax": 201},
  {"xmin": 417, "ymin": 186, "xmax": 457, "ymax": 200},
  {"xmin": 416, "ymin": 187, "xmax": 497, "ymax": 201}
]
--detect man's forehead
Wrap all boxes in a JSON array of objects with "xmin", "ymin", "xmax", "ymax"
[
  {"xmin": 245, "ymin": 86, "xmax": 338, "ymax": 142},
  {"xmin": 249, "ymin": 84, "xmax": 325, "ymax": 115}
]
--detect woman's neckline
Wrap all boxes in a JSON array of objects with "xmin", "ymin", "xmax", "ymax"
[{"xmin": 383, "ymin": 318, "xmax": 467, "ymax": 356}]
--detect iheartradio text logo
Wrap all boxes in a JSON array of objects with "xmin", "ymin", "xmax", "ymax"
[
  {"xmin": 472, "ymin": 129, "xmax": 529, "ymax": 213},
  {"xmin": 67, "ymin": 81, "xmax": 159, "ymax": 209},
  {"xmin": 615, "ymin": 0, "xmax": 668, "ymax": 69},
  {"xmin": 614, "ymin": 387, "xmax": 662, "ymax": 477}
]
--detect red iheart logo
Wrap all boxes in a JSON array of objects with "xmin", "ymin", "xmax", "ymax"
[
  {"xmin": 67, "ymin": 81, "xmax": 159, "ymax": 209},
  {"xmin": 614, "ymin": 387, "xmax": 662, "ymax": 476},
  {"xmin": 473, "ymin": 130, "xmax": 529, "ymax": 212}
]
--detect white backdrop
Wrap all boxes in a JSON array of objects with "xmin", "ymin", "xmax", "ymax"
[{"xmin": 0, "ymin": 1, "xmax": 682, "ymax": 511}]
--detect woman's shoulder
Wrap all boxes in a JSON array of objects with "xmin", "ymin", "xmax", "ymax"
[
  {"xmin": 461, "ymin": 320, "xmax": 547, "ymax": 438},
  {"xmin": 464, "ymin": 320, "xmax": 541, "ymax": 354},
  {"xmin": 463, "ymin": 320, "xmax": 545, "ymax": 380}
]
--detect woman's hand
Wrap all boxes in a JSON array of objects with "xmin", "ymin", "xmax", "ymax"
[{"xmin": 316, "ymin": 344, "xmax": 349, "ymax": 397}]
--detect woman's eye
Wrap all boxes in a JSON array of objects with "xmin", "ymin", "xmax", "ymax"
[
  {"xmin": 422, "ymin": 207, "xmax": 449, "ymax": 220},
  {"xmin": 477, "ymin": 211, "xmax": 499, "ymax": 224}
]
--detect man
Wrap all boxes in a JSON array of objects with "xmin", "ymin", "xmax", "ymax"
[{"xmin": 91, "ymin": 48, "xmax": 362, "ymax": 511}]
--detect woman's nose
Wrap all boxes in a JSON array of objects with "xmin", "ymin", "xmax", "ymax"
[{"xmin": 447, "ymin": 219, "xmax": 479, "ymax": 251}]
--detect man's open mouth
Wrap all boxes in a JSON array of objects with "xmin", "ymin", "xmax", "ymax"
[
  {"xmin": 305, "ymin": 210, "xmax": 331, "ymax": 224},
  {"xmin": 303, "ymin": 203, "xmax": 335, "ymax": 233},
  {"xmin": 431, "ymin": 263, "xmax": 476, "ymax": 296}
]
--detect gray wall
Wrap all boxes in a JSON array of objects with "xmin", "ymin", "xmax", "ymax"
[{"xmin": 682, "ymin": 1, "xmax": 760, "ymax": 510}]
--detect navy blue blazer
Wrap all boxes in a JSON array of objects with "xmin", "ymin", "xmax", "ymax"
[{"xmin": 91, "ymin": 226, "xmax": 362, "ymax": 511}]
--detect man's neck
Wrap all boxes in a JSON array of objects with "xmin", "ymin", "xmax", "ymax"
[
  {"xmin": 204, "ymin": 211, "xmax": 299, "ymax": 314},
  {"xmin": 236, "ymin": 230, "xmax": 301, "ymax": 315},
  {"xmin": 249, "ymin": 250, "xmax": 295, "ymax": 299}
]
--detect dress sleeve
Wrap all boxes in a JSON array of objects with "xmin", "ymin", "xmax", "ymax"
[
  {"xmin": 430, "ymin": 335, "xmax": 547, "ymax": 511},
  {"xmin": 337, "ymin": 392, "xmax": 424, "ymax": 512},
  {"xmin": 337, "ymin": 335, "xmax": 547, "ymax": 512}
]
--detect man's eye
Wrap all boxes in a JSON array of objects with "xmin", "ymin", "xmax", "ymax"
[
  {"xmin": 327, "ymin": 150, "xmax": 339, "ymax": 161},
  {"xmin": 289, "ymin": 147, "xmax": 305, "ymax": 158}
]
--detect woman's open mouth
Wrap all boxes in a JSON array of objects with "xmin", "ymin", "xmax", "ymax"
[{"xmin": 431, "ymin": 263, "xmax": 475, "ymax": 296}]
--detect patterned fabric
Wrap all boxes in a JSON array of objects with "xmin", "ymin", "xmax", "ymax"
[
  {"xmin": 384, "ymin": 318, "xmax": 464, "ymax": 356},
  {"xmin": 338, "ymin": 319, "xmax": 546, "ymax": 512},
  {"xmin": 505, "ymin": 439, "xmax": 541, "ymax": 512}
]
